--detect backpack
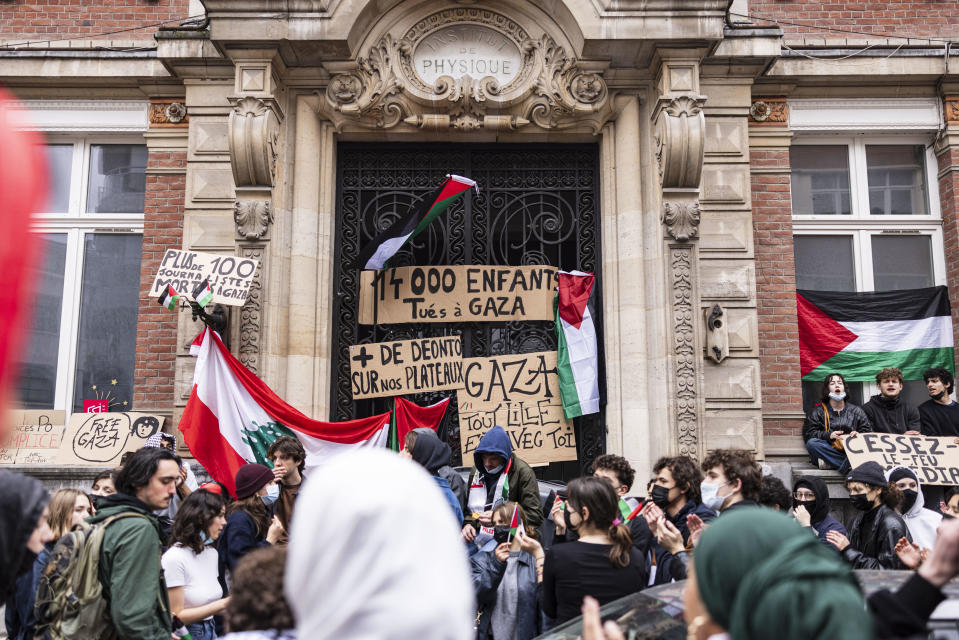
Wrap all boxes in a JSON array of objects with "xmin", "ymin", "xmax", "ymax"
[{"xmin": 34, "ymin": 511, "xmax": 158, "ymax": 640}]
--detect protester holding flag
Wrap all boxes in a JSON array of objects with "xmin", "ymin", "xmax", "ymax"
[
  {"xmin": 464, "ymin": 426, "xmax": 543, "ymax": 545},
  {"xmin": 539, "ymin": 477, "xmax": 645, "ymax": 624},
  {"xmin": 471, "ymin": 502, "xmax": 543, "ymax": 640},
  {"xmin": 218, "ymin": 465, "xmax": 285, "ymax": 580},
  {"xmin": 802, "ymin": 373, "xmax": 872, "ymax": 473}
]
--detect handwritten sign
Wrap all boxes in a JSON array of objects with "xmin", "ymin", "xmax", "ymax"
[
  {"xmin": 148, "ymin": 249, "xmax": 259, "ymax": 307},
  {"xmin": 56, "ymin": 412, "xmax": 164, "ymax": 466},
  {"xmin": 0, "ymin": 410, "xmax": 66, "ymax": 464},
  {"xmin": 845, "ymin": 433, "xmax": 959, "ymax": 486},
  {"xmin": 358, "ymin": 265, "xmax": 557, "ymax": 325},
  {"xmin": 350, "ymin": 336, "xmax": 464, "ymax": 399},
  {"xmin": 457, "ymin": 351, "xmax": 576, "ymax": 466}
]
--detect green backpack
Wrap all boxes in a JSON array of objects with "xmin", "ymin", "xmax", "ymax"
[{"xmin": 34, "ymin": 512, "xmax": 157, "ymax": 640}]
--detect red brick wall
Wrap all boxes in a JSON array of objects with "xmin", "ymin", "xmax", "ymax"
[
  {"xmin": 0, "ymin": 1, "xmax": 190, "ymax": 41},
  {"xmin": 133, "ymin": 149, "xmax": 186, "ymax": 415},
  {"xmin": 751, "ymin": 147, "xmax": 804, "ymax": 437},
  {"xmin": 937, "ymin": 146, "xmax": 959, "ymax": 373},
  {"xmin": 745, "ymin": 2, "xmax": 959, "ymax": 38}
]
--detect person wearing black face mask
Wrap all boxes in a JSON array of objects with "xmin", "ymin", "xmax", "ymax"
[
  {"xmin": 826, "ymin": 461, "xmax": 912, "ymax": 569},
  {"xmin": 470, "ymin": 502, "xmax": 544, "ymax": 640},
  {"xmin": 791, "ymin": 476, "xmax": 847, "ymax": 549},
  {"xmin": 886, "ymin": 466, "xmax": 941, "ymax": 550}
]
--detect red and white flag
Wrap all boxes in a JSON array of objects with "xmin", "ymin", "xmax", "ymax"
[{"xmin": 179, "ymin": 328, "xmax": 391, "ymax": 494}]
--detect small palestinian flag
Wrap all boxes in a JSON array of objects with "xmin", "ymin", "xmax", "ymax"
[
  {"xmin": 798, "ymin": 286, "xmax": 955, "ymax": 382},
  {"xmin": 158, "ymin": 284, "xmax": 180, "ymax": 311},
  {"xmin": 555, "ymin": 271, "xmax": 600, "ymax": 418},
  {"xmin": 356, "ymin": 174, "xmax": 478, "ymax": 270},
  {"xmin": 507, "ymin": 503, "xmax": 525, "ymax": 542},
  {"xmin": 193, "ymin": 278, "xmax": 214, "ymax": 307},
  {"xmin": 617, "ymin": 498, "xmax": 633, "ymax": 523}
]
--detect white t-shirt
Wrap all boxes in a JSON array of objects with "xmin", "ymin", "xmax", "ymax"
[{"xmin": 161, "ymin": 544, "xmax": 222, "ymax": 617}]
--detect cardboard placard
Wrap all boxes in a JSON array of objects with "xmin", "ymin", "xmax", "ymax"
[
  {"xmin": 148, "ymin": 249, "xmax": 259, "ymax": 307},
  {"xmin": 0, "ymin": 410, "xmax": 66, "ymax": 465},
  {"xmin": 844, "ymin": 433, "xmax": 959, "ymax": 485},
  {"xmin": 56, "ymin": 412, "xmax": 165, "ymax": 466},
  {"xmin": 350, "ymin": 336, "xmax": 464, "ymax": 399},
  {"xmin": 457, "ymin": 351, "xmax": 576, "ymax": 466},
  {"xmin": 359, "ymin": 265, "xmax": 557, "ymax": 325}
]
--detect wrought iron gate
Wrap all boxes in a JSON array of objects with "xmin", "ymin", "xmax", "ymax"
[{"xmin": 330, "ymin": 143, "xmax": 605, "ymax": 479}]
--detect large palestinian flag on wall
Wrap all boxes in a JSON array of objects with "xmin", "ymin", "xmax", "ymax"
[
  {"xmin": 179, "ymin": 328, "xmax": 391, "ymax": 494},
  {"xmin": 797, "ymin": 286, "xmax": 955, "ymax": 382}
]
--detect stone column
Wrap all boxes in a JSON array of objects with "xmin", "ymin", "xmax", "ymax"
[{"xmin": 935, "ymin": 95, "xmax": 959, "ymax": 372}]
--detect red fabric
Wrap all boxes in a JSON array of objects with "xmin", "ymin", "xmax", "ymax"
[
  {"xmin": 179, "ymin": 382, "xmax": 249, "ymax": 495},
  {"xmin": 209, "ymin": 330, "xmax": 390, "ymax": 443},
  {"xmin": 434, "ymin": 176, "xmax": 475, "ymax": 203},
  {"xmin": 0, "ymin": 89, "xmax": 46, "ymax": 436},
  {"xmin": 396, "ymin": 396, "xmax": 450, "ymax": 450},
  {"xmin": 558, "ymin": 272, "xmax": 594, "ymax": 329},
  {"xmin": 796, "ymin": 293, "xmax": 858, "ymax": 377}
]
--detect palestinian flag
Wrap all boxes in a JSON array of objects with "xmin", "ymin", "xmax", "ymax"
[
  {"xmin": 507, "ymin": 503, "xmax": 525, "ymax": 542},
  {"xmin": 797, "ymin": 286, "xmax": 955, "ymax": 382},
  {"xmin": 390, "ymin": 396, "xmax": 451, "ymax": 452},
  {"xmin": 179, "ymin": 328, "xmax": 392, "ymax": 494},
  {"xmin": 555, "ymin": 271, "xmax": 600, "ymax": 418},
  {"xmin": 193, "ymin": 277, "xmax": 214, "ymax": 307},
  {"xmin": 356, "ymin": 174, "xmax": 478, "ymax": 270},
  {"xmin": 158, "ymin": 284, "xmax": 180, "ymax": 311}
]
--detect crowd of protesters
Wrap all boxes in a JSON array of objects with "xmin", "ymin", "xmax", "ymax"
[{"xmin": 5, "ymin": 367, "xmax": 959, "ymax": 639}]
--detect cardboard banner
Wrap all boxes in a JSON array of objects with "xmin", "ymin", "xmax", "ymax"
[
  {"xmin": 0, "ymin": 410, "xmax": 66, "ymax": 465},
  {"xmin": 56, "ymin": 412, "xmax": 165, "ymax": 466},
  {"xmin": 148, "ymin": 249, "xmax": 259, "ymax": 307},
  {"xmin": 359, "ymin": 265, "xmax": 557, "ymax": 325},
  {"xmin": 845, "ymin": 433, "xmax": 959, "ymax": 486},
  {"xmin": 350, "ymin": 336, "xmax": 464, "ymax": 399},
  {"xmin": 457, "ymin": 351, "xmax": 576, "ymax": 466}
]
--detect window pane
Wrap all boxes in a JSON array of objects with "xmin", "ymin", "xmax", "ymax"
[
  {"xmin": 44, "ymin": 145, "xmax": 73, "ymax": 213},
  {"xmin": 17, "ymin": 235, "xmax": 67, "ymax": 409},
  {"xmin": 86, "ymin": 144, "xmax": 147, "ymax": 213},
  {"xmin": 802, "ymin": 381, "xmax": 863, "ymax": 416},
  {"xmin": 794, "ymin": 235, "xmax": 856, "ymax": 291},
  {"xmin": 867, "ymin": 145, "xmax": 928, "ymax": 215},
  {"xmin": 790, "ymin": 145, "xmax": 851, "ymax": 216},
  {"xmin": 72, "ymin": 234, "xmax": 142, "ymax": 413},
  {"xmin": 871, "ymin": 235, "xmax": 934, "ymax": 291}
]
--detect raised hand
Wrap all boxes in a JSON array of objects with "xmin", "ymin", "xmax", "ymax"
[
  {"xmin": 895, "ymin": 536, "xmax": 922, "ymax": 569},
  {"xmin": 656, "ymin": 517, "xmax": 685, "ymax": 555}
]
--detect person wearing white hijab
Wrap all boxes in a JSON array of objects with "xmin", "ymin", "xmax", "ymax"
[
  {"xmin": 885, "ymin": 466, "xmax": 942, "ymax": 550},
  {"xmin": 285, "ymin": 448, "xmax": 473, "ymax": 640}
]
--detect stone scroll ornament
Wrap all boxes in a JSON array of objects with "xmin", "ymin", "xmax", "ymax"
[
  {"xmin": 229, "ymin": 97, "xmax": 280, "ymax": 188},
  {"xmin": 653, "ymin": 95, "xmax": 706, "ymax": 189},
  {"xmin": 320, "ymin": 8, "xmax": 615, "ymax": 133}
]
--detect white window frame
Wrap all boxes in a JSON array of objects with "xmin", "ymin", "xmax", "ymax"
[
  {"xmin": 28, "ymin": 134, "xmax": 145, "ymax": 414},
  {"xmin": 792, "ymin": 133, "xmax": 946, "ymax": 399}
]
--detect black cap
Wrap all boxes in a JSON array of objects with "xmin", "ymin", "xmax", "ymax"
[{"xmin": 846, "ymin": 461, "xmax": 887, "ymax": 488}]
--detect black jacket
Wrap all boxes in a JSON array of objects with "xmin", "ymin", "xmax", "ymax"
[
  {"xmin": 862, "ymin": 394, "xmax": 920, "ymax": 434},
  {"xmin": 0, "ymin": 470, "xmax": 47, "ymax": 603},
  {"xmin": 843, "ymin": 504, "xmax": 912, "ymax": 570},
  {"xmin": 869, "ymin": 573, "xmax": 946, "ymax": 639},
  {"xmin": 803, "ymin": 403, "xmax": 872, "ymax": 442}
]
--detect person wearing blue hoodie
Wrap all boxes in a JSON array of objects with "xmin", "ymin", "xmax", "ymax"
[
  {"xmin": 462, "ymin": 426, "xmax": 543, "ymax": 547},
  {"xmin": 406, "ymin": 428, "xmax": 463, "ymax": 526}
]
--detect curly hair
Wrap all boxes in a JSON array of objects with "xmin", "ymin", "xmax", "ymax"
[
  {"xmin": 226, "ymin": 546, "xmax": 295, "ymax": 633},
  {"xmin": 653, "ymin": 456, "xmax": 703, "ymax": 504},
  {"xmin": 875, "ymin": 367, "xmax": 903, "ymax": 385},
  {"xmin": 701, "ymin": 449, "xmax": 762, "ymax": 502},
  {"xmin": 590, "ymin": 454, "xmax": 636, "ymax": 493},
  {"xmin": 171, "ymin": 490, "xmax": 225, "ymax": 554},
  {"xmin": 267, "ymin": 435, "xmax": 306, "ymax": 474},
  {"xmin": 924, "ymin": 367, "xmax": 955, "ymax": 395},
  {"xmin": 760, "ymin": 476, "xmax": 792, "ymax": 512}
]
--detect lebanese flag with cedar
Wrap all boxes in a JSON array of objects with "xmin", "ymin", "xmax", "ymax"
[{"xmin": 179, "ymin": 328, "xmax": 391, "ymax": 494}]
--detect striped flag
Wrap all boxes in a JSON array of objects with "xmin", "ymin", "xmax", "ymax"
[
  {"xmin": 390, "ymin": 396, "xmax": 450, "ymax": 452},
  {"xmin": 158, "ymin": 284, "xmax": 180, "ymax": 311},
  {"xmin": 797, "ymin": 286, "xmax": 955, "ymax": 381},
  {"xmin": 555, "ymin": 271, "xmax": 600, "ymax": 418},
  {"xmin": 507, "ymin": 503, "xmax": 524, "ymax": 542},
  {"xmin": 193, "ymin": 277, "xmax": 214, "ymax": 307},
  {"xmin": 178, "ymin": 328, "xmax": 391, "ymax": 494},
  {"xmin": 356, "ymin": 175, "xmax": 477, "ymax": 270}
]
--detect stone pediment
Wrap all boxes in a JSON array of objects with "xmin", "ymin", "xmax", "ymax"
[{"xmin": 317, "ymin": 8, "xmax": 614, "ymax": 133}]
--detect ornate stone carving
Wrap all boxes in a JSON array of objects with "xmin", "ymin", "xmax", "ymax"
[
  {"xmin": 234, "ymin": 200, "xmax": 273, "ymax": 241},
  {"xmin": 165, "ymin": 102, "xmax": 187, "ymax": 124},
  {"xmin": 319, "ymin": 9, "xmax": 614, "ymax": 133},
  {"xmin": 748, "ymin": 97, "xmax": 788, "ymax": 126},
  {"xmin": 653, "ymin": 95, "xmax": 706, "ymax": 189},
  {"xmin": 670, "ymin": 248, "xmax": 699, "ymax": 458},
  {"xmin": 662, "ymin": 200, "xmax": 701, "ymax": 243},
  {"xmin": 228, "ymin": 97, "xmax": 280, "ymax": 188},
  {"xmin": 237, "ymin": 246, "xmax": 264, "ymax": 374},
  {"xmin": 946, "ymin": 96, "xmax": 959, "ymax": 125},
  {"xmin": 148, "ymin": 99, "xmax": 188, "ymax": 127}
]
